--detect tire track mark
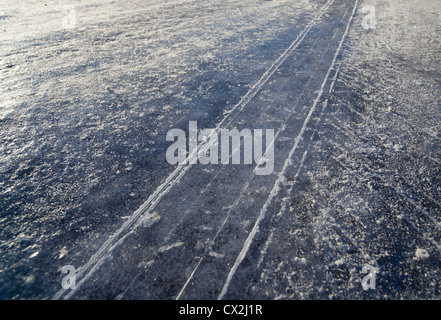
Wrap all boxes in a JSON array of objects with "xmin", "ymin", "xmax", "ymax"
[
  {"xmin": 252, "ymin": 59, "xmax": 344, "ymax": 273},
  {"xmin": 176, "ymin": 2, "xmax": 355, "ymax": 299},
  {"xmin": 53, "ymin": 0, "xmax": 336, "ymax": 300},
  {"xmin": 218, "ymin": 0, "xmax": 359, "ymax": 300}
]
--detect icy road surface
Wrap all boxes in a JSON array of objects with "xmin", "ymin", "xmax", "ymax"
[{"xmin": 0, "ymin": 0, "xmax": 440, "ymax": 299}]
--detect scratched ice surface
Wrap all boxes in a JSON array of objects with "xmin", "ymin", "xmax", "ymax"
[{"xmin": 0, "ymin": 0, "xmax": 440, "ymax": 299}]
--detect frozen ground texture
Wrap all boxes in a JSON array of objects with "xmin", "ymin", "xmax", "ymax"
[{"xmin": 0, "ymin": 0, "xmax": 440, "ymax": 299}]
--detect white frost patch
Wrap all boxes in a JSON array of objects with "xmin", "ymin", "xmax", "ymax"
[
  {"xmin": 293, "ymin": 257, "xmax": 307, "ymax": 265},
  {"xmin": 334, "ymin": 257, "xmax": 345, "ymax": 266},
  {"xmin": 158, "ymin": 241, "xmax": 184, "ymax": 253},
  {"xmin": 209, "ymin": 251, "xmax": 225, "ymax": 259},
  {"xmin": 414, "ymin": 248, "xmax": 430, "ymax": 260},
  {"xmin": 59, "ymin": 246, "xmax": 68, "ymax": 259},
  {"xmin": 140, "ymin": 211, "xmax": 161, "ymax": 228},
  {"xmin": 25, "ymin": 275, "xmax": 36, "ymax": 284},
  {"xmin": 138, "ymin": 260, "xmax": 154, "ymax": 268}
]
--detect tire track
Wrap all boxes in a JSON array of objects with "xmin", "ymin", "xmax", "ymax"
[
  {"xmin": 175, "ymin": 3, "xmax": 359, "ymax": 299},
  {"xmin": 175, "ymin": 20, "xmax": 344, "ymax": 301},
  {"xmin": 117, "ymin": 9, "xmax": 342, "ymax": 298},
  {"xmin": 53, "ymin": 0, "xmax": 336, "ymax": 300},
  {"xmin": 218, "ymin": 0, "xmax": 359, "ymax": 300},
  {"xmin": 250, "ymin": 59, "xmax": 344, "ymax": 279}
]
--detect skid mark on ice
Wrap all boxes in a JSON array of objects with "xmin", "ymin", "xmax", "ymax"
[
  {"xmin": 158, "ymin": 242, "xmax": 184, "ymax": 253},
  {"xmin": 218, "ymin": 0, "xmax": 360, "ymax": 300},
  {"xmin": 255, "ymin": 59, "xmax": 344, "ymax": 270},
  {"xmin": 175, "ymin": 56, "xmax": 320, "ymax": 299},
  {"xmin": 175, "ymin": 0, "xmax": 339, "ymax": 300},
  {"xmin": 53, "ymin": 0, "xmax": 336, "ymax": 300}
]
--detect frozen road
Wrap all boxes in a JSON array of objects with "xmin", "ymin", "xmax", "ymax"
[{"xmin": 1, "ymin": 0, "xmax": 440, "ymax": 299}]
